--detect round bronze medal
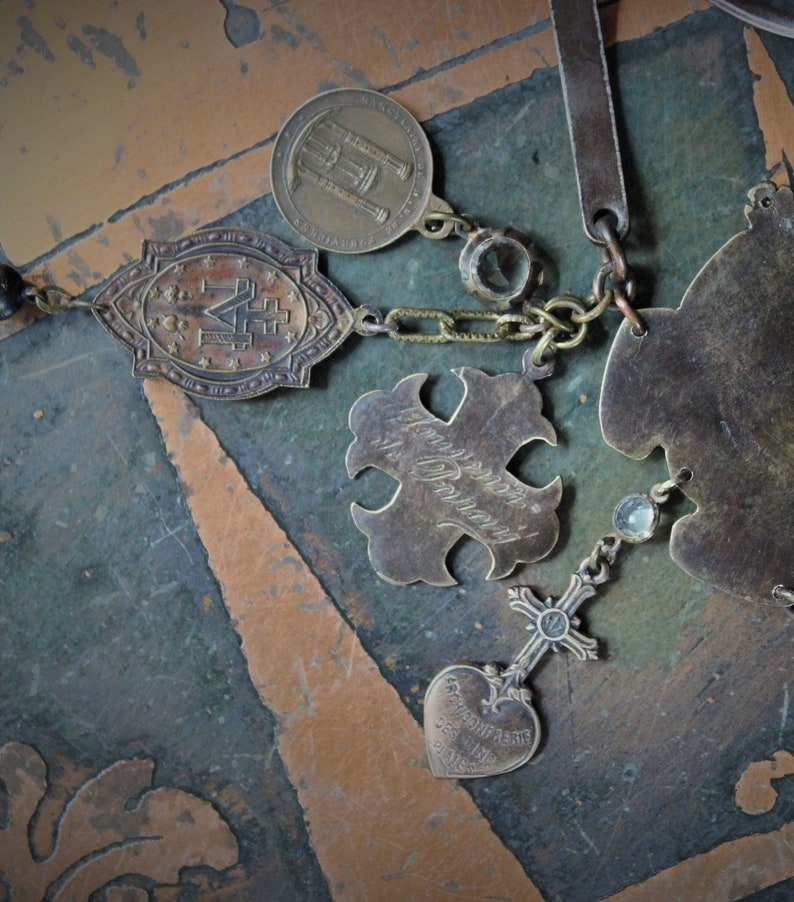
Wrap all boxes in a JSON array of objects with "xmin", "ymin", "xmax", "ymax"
[{"xmin": 271, "ymin": 89, "xmax": 452, "ymax": 253}]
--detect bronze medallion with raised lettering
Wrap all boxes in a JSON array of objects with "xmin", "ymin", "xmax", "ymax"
[
  {"xmin": 271, "ymin": 88, "xmax": 452, "ymax": 253},
  {"xmin": 94, "ymin": 230, "xmax": 355, "ymax": 399}
]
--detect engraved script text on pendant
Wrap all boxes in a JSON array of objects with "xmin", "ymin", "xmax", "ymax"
[
  {"xmin": 346, "ymin": 365, "xmax": 562, "ymax": 586},
  {"xmin": 600, "ymin": 182, "xmax": 794, "ymax": 601},
  {"xmin": 94, "ymin": 231, "xmax": 355, "ymax": 399}
]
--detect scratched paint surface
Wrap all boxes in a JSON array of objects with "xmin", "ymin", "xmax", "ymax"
[
  {"xmin": 0, "ymin": 0, "xmax": 709, "ymax": 296},
  {"xmin": 2, "ymin": 1, "xmax": 794, "ymax": 900},
  {"xmin": 191, "ymin": 10, "xmax": 794, "ymax": 899},
  {"xmin": 0, "ymin": 314, "xmax": 330, "ymax": 896},
  {"xmin": 0, "ymin": 0, "xmax": 542, "ymax": 266}
]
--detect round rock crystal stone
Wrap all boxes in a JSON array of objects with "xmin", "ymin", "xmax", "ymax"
[{"xmin": 612, "ymin": 493, "xmax": 659, "ymax": 543}]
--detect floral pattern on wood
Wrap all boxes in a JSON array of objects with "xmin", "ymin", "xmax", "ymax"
[{"xmin": 0, "ymin": 741, "xmax": 238, "ymax": 900}]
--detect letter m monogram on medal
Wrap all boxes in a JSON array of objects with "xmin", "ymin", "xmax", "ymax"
[
  {"xmin": 5, "ymin": 1, "xmax": 793, "ymax": 785},
  {"xmin": 94, "ymin": 231, "xmax": 356, "ymax": 399}
]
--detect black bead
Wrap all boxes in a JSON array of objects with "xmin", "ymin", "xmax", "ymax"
[{"xmin": 0, "ymin": 265, "xmax": 26, "ymax": 320}]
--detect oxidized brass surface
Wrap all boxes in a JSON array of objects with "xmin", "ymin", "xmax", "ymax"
[
  {"xmin": 424, "ymin": 664, "xmax": 542, "ymax": 779},
  {"xmin": 94, "ymin": 230, "xmax": 355, "ymax": 399},
  {"xmin": 600, "ymin": 182, "xmax": 794, "ymax": 603},
  {"xmin": 346, "ymin": 359, "xmax": 562, "ymax": 586},
  {"xmin": 425, "ymin": 570, "xmax": 600, "ymax": 778},
  {"xmin": 271, "ymin": 89, "xmax": 449, "ymax": 252}
]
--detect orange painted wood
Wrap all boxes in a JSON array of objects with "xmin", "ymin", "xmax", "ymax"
[
  {"xmin": 1, "ymin": 0, "xmax": 707, "ymax": 293},
  {"xmin": 1, "ymin": 0, "xmax": 543, "ymax": 267},
  {"xmin": 745, "ymin": 27, "xmax": 794, "ymax": 184},
  {"xmin": 144, "ymin": 379, "xmax": 545, "ymax": 902},
  {"xmin": 4, "ymin": 2, "xmax": 794, "ymax": 897}
]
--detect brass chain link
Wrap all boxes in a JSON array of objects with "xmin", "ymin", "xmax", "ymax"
[
  {"xmin": 592, "ymin": 215, "xmax": 645, "ymax": 336},
  {"xmin": 355, "ymin": 293, "xmax": 609, "ymax": 362},
  {"xmin": 21, "ymin": 219, "xmax": 640, "ymax": 370},
  {"xmin": 23, "ymin": 285, "xmax": 103, "ymax": 314}
]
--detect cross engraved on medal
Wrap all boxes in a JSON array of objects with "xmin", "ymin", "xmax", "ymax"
[
  {"xmin": 346, "ymin": 358, "xmax": 562, "ymax": 586},
  {"xmin": 94, "ymin": 230, "xmax": 355, "ymax": 399}
]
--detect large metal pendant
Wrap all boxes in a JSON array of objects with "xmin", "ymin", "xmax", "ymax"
[
  {"xmin": 600, "ymin": 182, "xmax": 794, "ymax": 603},
  {"xmin": 94, "ymin": 230, "xmax": 355, "ymax": 399}
]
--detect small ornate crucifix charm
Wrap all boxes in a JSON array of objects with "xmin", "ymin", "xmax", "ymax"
[
  {"xmin": 424, "ymin": 487, "xmax": 673, "ymax": 779},
  {"xmin": 423, "ymin": 563, "xmax": 605, "ymax": 779}
]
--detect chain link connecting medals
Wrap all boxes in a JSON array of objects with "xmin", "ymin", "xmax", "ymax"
[{"xmin": 423, "ymin": 0, "xmax": 794, "ymax": 778}]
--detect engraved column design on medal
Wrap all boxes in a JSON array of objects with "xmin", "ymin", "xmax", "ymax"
[
  {"xmin": 272, "ymin": 89, "xmax": 451, "ymax": 253},
  {"xmin": 289, "ymin": 113, "xmax": 416, "ymax": 226}
]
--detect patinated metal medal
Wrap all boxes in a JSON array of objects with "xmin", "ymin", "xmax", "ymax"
[
  {"xmin": 420, "ymin": 0, "xmax": 794, "ymax": 781},
  {"xmin": 272, "ymin": 88, "xmax": 544, "ymax": 308},
  {"xmin": 94, "ymin": 230, "xmax": 355, "ymax": 399},
  {"xmin": 600, "ymin": 181, "xmax": 794, "ymax": 604},
  {"xmin": 271, "ymin": 88, "xmax": 452, "ymax": 251},
  {"xmin": 424, "ymin": 572, "xmax": 596, "ymax": 778},
  {"xmin": 424, "ymin": 482, "xmax": 681, "ymax": 778},
  {"xmin": 346, "ymin": 355, "xmax": 562, "ymax": 586}
]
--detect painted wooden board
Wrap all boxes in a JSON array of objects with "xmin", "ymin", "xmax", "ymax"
[{"xmin": 2, "ymin": 1, "xmax": 794, "ymax": 899}]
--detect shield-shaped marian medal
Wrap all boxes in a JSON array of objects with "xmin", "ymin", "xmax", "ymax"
[{"xmin": 95, "ymin": 230, "xmax": 355, "ymax": 400}]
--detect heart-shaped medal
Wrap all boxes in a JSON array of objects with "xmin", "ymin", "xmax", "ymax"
[
  {"xmin": 425, "ymin": 569, "xmax": 607, "ymax": 778},
  {"xmin": 424, "ymin": 664, "xmax": 541, "ymax": 779},
  {"xmin": 423, "ymin": 489, "xmax": 671, "ymax": 779},
  {"xmin": 424, "ymin": 490, "xmax": 676, "ymax": 779}
]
